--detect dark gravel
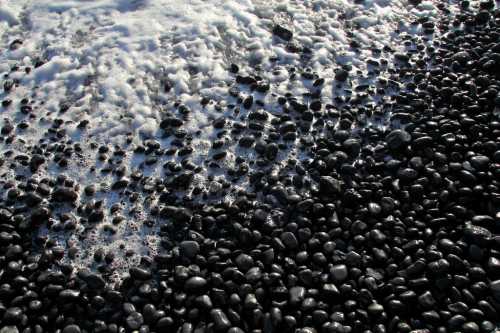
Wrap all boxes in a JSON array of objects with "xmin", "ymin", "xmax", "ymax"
[{"xmin": 1, "ymin": 2, "xmax": 500, "ymax": 333}]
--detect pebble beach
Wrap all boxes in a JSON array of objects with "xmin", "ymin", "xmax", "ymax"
[{"xmin": 0, "ymin": 0, "xmax": 500, "ymax": 332}]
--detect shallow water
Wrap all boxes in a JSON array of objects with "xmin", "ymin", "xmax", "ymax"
[{"xmin": 0, "ymin": 0, "xmax": 450, "ymax": 280}]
